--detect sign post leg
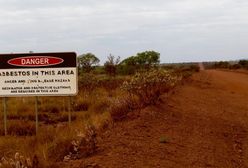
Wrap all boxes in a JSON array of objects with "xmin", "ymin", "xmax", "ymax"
[
  {"xmin": 68, "ymin": 96, "xmax": 72, "ymax": 126},
  {"xmin": 3, "ymin": 97, "xmax": 7, "ymax": 136},
  {"xmin": 35, "ymin": 96, "xmax": 39, "ymax": 135}
]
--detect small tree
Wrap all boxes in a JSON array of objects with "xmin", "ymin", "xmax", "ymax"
[
  {"xmin": 121, "ymin": 56, "xmax": 137, "ymax": 66},
  {"xmin": 78, "ymin": 53, "xmax": 100, "ymax": 73},
  {"xmin": 119, "ymin": 50, "xmax": 160, "ymax": 75},
  {"xmin": 119, "ymin": 56, "xmax": 137, "ymax": 75},
  {"xmin": 136, "ymin": 50, "xmax": 160, "ymax": 69},
  {"xmin": 104, "ymin": 54, "xmax": 120, "ymax": 77}
]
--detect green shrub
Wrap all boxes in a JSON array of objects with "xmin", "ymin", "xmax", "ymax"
[
  {"xmin": 117, "ymin": 64, "xmax": 137, "ymax": 75},
  {"xmin": 121, "ymin": 69, "xmax": 180, "ymax": 106}
]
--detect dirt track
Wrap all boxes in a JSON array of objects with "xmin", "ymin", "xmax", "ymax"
[{"xmin": 67, "ymin": 70, "xmax": 248, "ymax": 168}]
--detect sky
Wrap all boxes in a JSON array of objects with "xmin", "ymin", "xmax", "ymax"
[{"xmin": 0, "ymin": 0, "xmax": 247, "ymax": 63}]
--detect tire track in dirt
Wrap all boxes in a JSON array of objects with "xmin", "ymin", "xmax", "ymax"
[{"xmin": 65, "ymin": 70, "xmax": 248, "ymax": 168}]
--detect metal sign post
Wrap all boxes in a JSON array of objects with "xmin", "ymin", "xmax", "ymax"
[
  {"xmin": 35, "ymin": 96, "xmax": 39, "ymax": 135},
  {"xmin": 68, "ymin": 96, "xmax": 72, "ymax": 126},
  {"xmin": 3, "ymin": 97, "xmax": 7, "ymax": 136}
]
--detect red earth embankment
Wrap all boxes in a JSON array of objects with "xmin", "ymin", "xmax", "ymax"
[{"xmin": 66, "ymin": 70, "xmax": 248, "ymax": 168}]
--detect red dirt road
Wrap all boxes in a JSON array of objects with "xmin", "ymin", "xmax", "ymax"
[{"xmin": 67, "ymin": 70, "xmax": 248, "ymax": 168}]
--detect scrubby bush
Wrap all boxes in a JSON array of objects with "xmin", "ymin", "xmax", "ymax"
[
  {"xmin": 110, "ymin": 97, "xmax": 137, "ymax": 121},
  {"xmin": 73, "ymin": 99, "xmax": 90, "ymax": 111},
  {"xmin": 230, "ymin": 64, "xmax": 242, "ymax": 69},
  {"xmin": 202, "ymin": 62, "xmax": 216, "ymax": 69},
  {"xmin": 238, "ymin": 60, "xmax": 248, "ymax": 67},
  {"xmin": 173, "ymin": 65, "xmax": 198, "ymax": 79},
  {"xmin": 90, "ymin": 98, "xmax": 110, "ymax": 114},
  {"xmin": 0, "ymin": 152, "xmax": 33, "ymax": 168},
  {"xmin": 38, "ymin": 103, "xmax": 60, "ymax": 113},
  {"xmin": 48, "ymin": 137, "xmax": 74, "ymax": 161},
  {"xmin": 48, "ymin": 125, "xmax": 97, "ymax": 162},
  {"xmin": 214, "ymin": 61, "xmax": 230, "ymax": 68},
  {"xmin": 121, "ymin": 69, "xmax": 180, "ymax": 106},
  {"xmin": 119, "ymin": 50, "xmax": 160, "ymax": 75},
  {"xmin": 104, "ymin": 54, "xmax": 120, "ymax": 77},
  {"xmin": 238, "ymin": 60, "xmax": 248, "ymax": 69},
  {"xmin": 93, "ymin": 66, "xmax": 105, "ymax": 75},
  {"xmin": 98, "ymin": 76, "xmax": 125, "ymax": 90},
  {"xmin": 189, "ymin": 64, "xmax": 200, "ymax": 72},
  {"xmin": 118, "ymin": 64, "xmax": 137, "ymax": 75},
  {"xmin": 78, "ymin": 73, "xmax": 99, "ymax": 93},
  {"xmin": 0, "ymin": 121, "xmax": 36, "ymax": 136}
]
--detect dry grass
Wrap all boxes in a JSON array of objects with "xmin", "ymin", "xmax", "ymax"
[
  {"xmin": 0, "ymin": 75, "xmax": 124, "ymax": 167},
  {"xmin": 0, "ymin": 120, "xmax": 35, "ymax": 136}
]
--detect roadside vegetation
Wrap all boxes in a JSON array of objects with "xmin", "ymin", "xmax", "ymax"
[
  {"xmin": 203, "ymin": 59, "xmax": 248, "ymax": 70},
  {"xmin": 0, "ymin": 50, "xmax": 199, "ymax": 167}
]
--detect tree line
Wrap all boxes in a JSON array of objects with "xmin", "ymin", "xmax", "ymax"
[
  {"xmin": 77, "ymin": 50, "xmax": 160, "ymax": 76},
  {"xmin": 212, "ymin": 60, "xmax": 248, "ymax": 69}
]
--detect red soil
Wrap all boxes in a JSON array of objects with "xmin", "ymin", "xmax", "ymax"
[{"xmin": 66, "ymin": 70, "xmax": 248, "ymax": 168}]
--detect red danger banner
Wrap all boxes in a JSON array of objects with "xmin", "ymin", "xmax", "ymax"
[{"xmin": 8, "ymin": 56, "xmax": 64, "ymax": 67}]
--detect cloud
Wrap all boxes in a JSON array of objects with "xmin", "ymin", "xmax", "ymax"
[{"xmin": 0, "ymin": 0, "xmax": 247, "ymax": 63}]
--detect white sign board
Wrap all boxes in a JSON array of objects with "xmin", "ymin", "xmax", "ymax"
[{"xmin": 0, "ymin": 52, "xmax": 78, "ymax": 96}]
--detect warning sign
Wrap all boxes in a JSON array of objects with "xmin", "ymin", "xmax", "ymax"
[{"xmin": 0, "ymin": 52, "xmax": 78, "ymax": 96}]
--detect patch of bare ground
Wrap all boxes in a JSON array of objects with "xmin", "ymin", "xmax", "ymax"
[{"xmin": 64, "ymin": 70, "xmax": 248, "ymax": 168}]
